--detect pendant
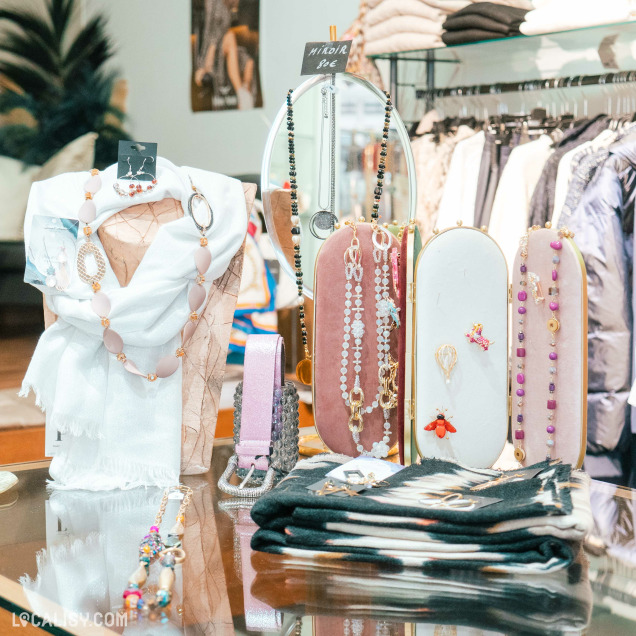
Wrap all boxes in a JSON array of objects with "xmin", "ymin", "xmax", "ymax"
[
  {"xmin": 296, "ymin": 358, "xmax": 312, "ymax": 385},
  {"xmin": 527, "ymin": 272, "xmax": 545, "ymax": 304},
  {"xmin": 309, "ymin": 210, "xmax": 337, "ymax": 240},
  {"xmin": 76, "ymin": 241, "xmax": 106, "ymax": 285},
  {"xmin": 547, "ymin": 318, "xmax": 560, "ymax": 333},
  {"xmin": 514, "ymin": 447, "xmax": 526, "ymax": 462},
  {"xmin": 435, "ymin": 344, "xmax": 457, "ymax": 384},
  {"xmin": 188, "ymin": 191, "xmax": 214, "ymax": 232}
]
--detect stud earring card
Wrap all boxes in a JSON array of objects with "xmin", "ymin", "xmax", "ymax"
[{"xmin": 117, "ymin": 140, "xmax": 157, "ymax": 181}]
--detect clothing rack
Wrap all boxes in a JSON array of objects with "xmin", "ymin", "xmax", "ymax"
[{"xmin": 415, "ymin": 70, "xmax": 636, "ymax": 101}]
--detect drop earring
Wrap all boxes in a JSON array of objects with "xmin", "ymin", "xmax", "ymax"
[{"xmin": 113, "ymin": 156, "xmax": 158, "ymax": 199}]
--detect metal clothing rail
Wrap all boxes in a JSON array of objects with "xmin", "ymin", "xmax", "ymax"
[{"xmin": 414, "ymin": 70, "xmax": 636, "ymax": 101}]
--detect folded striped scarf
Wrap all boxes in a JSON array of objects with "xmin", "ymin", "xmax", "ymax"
[{"xmin": 250, "ymin": 454, "xmax": 593, "ymax": 574}]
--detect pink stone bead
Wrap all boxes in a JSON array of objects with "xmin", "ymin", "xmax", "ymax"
[
  {"xmin": 516, "ymin": 388, "xmax": 525, "ymax": 397},
  {"xmin": 547, "ymin": 399, "xmax": 557, "ymax": 410},
  {"xmin": 156, "ymin": 355, "xmax": 179, "ymax": 378},
  {"xmin": 515, "ymin": 430, "xmax": 525, "ymax": 439},
  {"xmin": 78, "ymin": 199, "xmax": 96, "ymax": 223},
  {"xmin": 517, "ymin": 348, "xmax": 526, "ymax": 357},
  {"xmin": 549, "ymin": 302, "xmax": 559, "ymax": 311},
  {"xmin": 84, "ymin": 174, "xmax": 102, "ymax": 194},
  {"xmin": 517, "ymin": 291, "xmax": 527, "ymax": 301},
  {"xmin": 550, "ymin": 240, "xmax": 562, "ymax": 250},
  {"xmin": 124, "ymin": 359, "xmax": 146, "ymax": 377},
  {"xmin": 103, "ymin": 328, "xmax": 123, "ymax": 354},
  {"xmin": 546, "ymin": 425, "xmax": 555, "ymax": 434},
  {"xmin": 552, "ymin": 269, "xmax": 558, "ymax": 281},
  {"xmin": 549, "ymin": 352, "xmax": 558, "ymax": 360},
  {"xmin": 188, "ymin": 284, "xmax": 206, "ymax": 312},
  {"xmin": 183, "ymin": 321, "xmax": 196, "ymax": 345},
  {"xmin": 91, "ymin": 291, "xmax": 111, "ymax": 317},
  {"xmin": 195, "ymin": 246, "xmax": 211, "ymax": 274},
  {"xmin": 517, "ymin": 373, "xmax": 525, "ymax": 384}
]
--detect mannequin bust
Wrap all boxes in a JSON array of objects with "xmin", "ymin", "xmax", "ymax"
[{"xmin": 44, "ymin": 183, "xmax": 257, "ymax": 474}]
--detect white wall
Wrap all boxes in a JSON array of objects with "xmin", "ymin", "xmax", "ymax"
[{"xmin": 83, "ymin": 0, "xmax": 358, "ymax": 176}]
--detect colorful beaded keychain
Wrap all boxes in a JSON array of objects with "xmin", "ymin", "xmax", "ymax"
[{"xmin": 122, "ymin": 485, "xmax": 193, "ymax": 616}]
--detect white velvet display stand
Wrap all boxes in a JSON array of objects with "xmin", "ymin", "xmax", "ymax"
[
  {"xmin": 511, "ymin": 228, "xmax": 587, "ymax": 468},
  {"xmin": 414, "ymin": 227, "xmax": 509, "ymax": 467}
]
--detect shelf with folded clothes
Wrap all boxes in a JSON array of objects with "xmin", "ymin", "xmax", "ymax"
[{"xmin": 366, "ymin": 19, "xmax": 636, "ymax": 62}]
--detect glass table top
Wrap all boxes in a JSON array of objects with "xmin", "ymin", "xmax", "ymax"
[{"xmin": 0, "ymin": 442, "xmax": 635, "ymax": 635}]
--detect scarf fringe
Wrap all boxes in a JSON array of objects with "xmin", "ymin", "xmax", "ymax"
[
  {"xmin": 20, "ymin": 532, "xmax": 104, "ymax": 589},
  {"xmin": 49, "ymin": 454, "xmax": 179, "ymax": 491},
  {"xmin": 19, "ymin": 383, "xmax": 105, "ymax": 439},
  {"xmin": 48, "ymin": 486, "xmax": 163, "ymax": 515}
]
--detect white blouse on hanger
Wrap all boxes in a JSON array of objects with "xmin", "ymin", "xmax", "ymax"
[
  {"xmin": 435, "ymin": 131, "xmax": 485, "ymax": 230},
  {"xmin": 488, "ymin": 135, "xmax": 554, "ymax": 272}
]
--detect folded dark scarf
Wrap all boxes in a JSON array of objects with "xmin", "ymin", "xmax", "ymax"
[
  {"xmin": 251, "ymin": 555, "xmax": 593, "ymax": 635},
  {"xmin": 445, "ymin": 2, "xmax": 528, "ymax": 26},
  {"xmin": 251, "ymin": 455, "xmax": 593, "ymax": 574},
  {"xmin": 442, "ymin": 28, "xmax": 514, "ymax": 45},
  {"xmin": 444, "ymin": 13, "xmax": 525, "ymax": 34}
]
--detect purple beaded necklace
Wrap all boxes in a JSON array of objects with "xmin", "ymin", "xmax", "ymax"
[{"xmin": 513, "ymin": 227, "xmax": 563, "ymax": 463}]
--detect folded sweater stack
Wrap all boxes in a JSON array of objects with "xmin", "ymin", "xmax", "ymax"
[
  {"xmin": 363, "ymin": 0, "xmax": 532, "ymax": 55},
  {"xmin": 251, "ymin": 454, "xmax": 593, "ymax": 575},
  {"xmin": 443, "ymin": 2, "xmax": 529, "ymax": 44}
]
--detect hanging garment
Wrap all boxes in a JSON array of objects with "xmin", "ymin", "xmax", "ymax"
[
  {"xmin": 488, "ymin": 135, "xmax": 554, "ymax": 270},
  {"xmin": 250, "ymin": 454, "xmax": 593, "ymax": 575},
  {"xmin": 552, "ymin": 129, "xmax": 618, "ymax": 225},
  {"xmin": 560, "ymin": 133, "xmax": 636, "ymax": 455},
  {"xmin": 436, "ymin": 130, "xmax": 486, "ymax": 229},
  {"xmin": 528, "ymin": 115, "xmax": 610, "ymax": 227},
  {"xmin": 21, "ymin": 159, "xmax": 247, "ymax": 490},
  {"xmin": 412, "ymin": 124, "xmax": 476, "ymax": 237}
]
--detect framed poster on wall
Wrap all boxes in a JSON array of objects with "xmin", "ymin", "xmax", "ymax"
[{"xmin": 191, "ymin": 0, "xmax": 263, "ymax": 111}]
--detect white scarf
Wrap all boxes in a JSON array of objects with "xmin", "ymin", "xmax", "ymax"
[{"xmin": 21, "ymin": 158, "xmax": 247, "ymax": 490}]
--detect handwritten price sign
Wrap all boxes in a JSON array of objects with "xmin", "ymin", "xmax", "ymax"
[{"xmin": 301, "ymin": 41, "xmax": 352, "ymax": 76}]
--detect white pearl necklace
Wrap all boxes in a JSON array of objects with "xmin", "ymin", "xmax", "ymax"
[{"xmin": 340, "ymin": 222, "xmax": 396, "ymax": 459}]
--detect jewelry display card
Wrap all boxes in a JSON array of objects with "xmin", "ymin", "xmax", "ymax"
[
  {"xmin": 511, "ymin": 228, "xmax": 587, "ymax": 468},
  {"xmin": 117, "ymin": 140, "xmax": 157, "ymax": 181},
  {"xmin": 414, "ymin": 227, "xmax": 509, "ymax": 468},
  {"xmin": 313, "ymin": 223, "xmax": 400, "ymax": 458},
  {"xmin": 25, "ymin": 215, "xmax": 78, "ymax": 292}
]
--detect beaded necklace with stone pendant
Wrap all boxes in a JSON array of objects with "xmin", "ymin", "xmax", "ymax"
[{"xmin": 76, "ymin": 169, "xmax": 213, "ymax": 382}]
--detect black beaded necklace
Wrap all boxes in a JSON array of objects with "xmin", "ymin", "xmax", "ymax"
[{"xmin": 285, "ymin": 87, "xmax": 393, "ymax": 385}]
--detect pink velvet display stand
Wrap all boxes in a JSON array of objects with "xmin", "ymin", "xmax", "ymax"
[
  {"xmin": 511, "ymin": 228, "xmax": 587, "ymax": 468},
  {"xmin": 43, "ymin": 185, "xmax": 256, "ymax": 475},
  {"xmin": 313, "ymin": 223, "xmax": 400, "ymax": 456}
]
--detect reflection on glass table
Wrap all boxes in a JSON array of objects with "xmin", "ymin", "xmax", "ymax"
[{"xmin": 1, "ymin": 443, "xmax": 636, "ymax": 634}]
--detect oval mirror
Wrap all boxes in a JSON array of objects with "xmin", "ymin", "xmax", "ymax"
[{"xmin": 262, "ymin": 73, "xmax": 416, "ymax": 299}]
